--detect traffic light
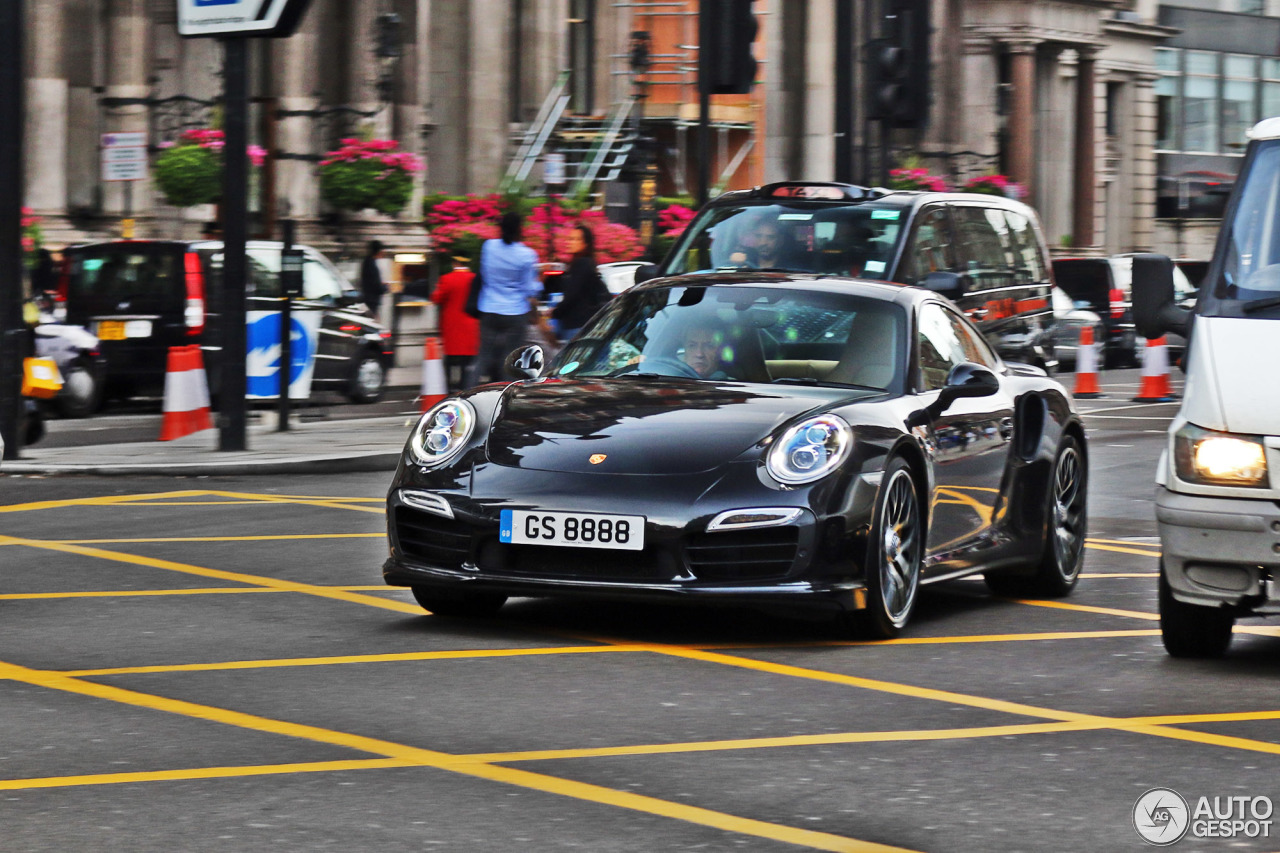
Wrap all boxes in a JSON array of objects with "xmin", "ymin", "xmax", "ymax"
[
  {"xmin": 865, "ymin": 0, "xmax": 931, "ymax": 129},
  {"xmin": 699, "ymin": 0, "xmax": 759, "ymax": 96},
  {"xmin": 376, "ymin": 12, "xmax": 402, "ymax": 59}
]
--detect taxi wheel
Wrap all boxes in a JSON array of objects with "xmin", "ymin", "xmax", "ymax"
[
  {"xmin": 55, "ymin": 365, "xmax": 103, "ymax": 418},
  {"xmin": 1159, "ymin": 564, "xmax": 1234, "ymax": 658},
  {"xmin": 347, "ymin": 353, "xmax": 386, "ymax": 403},
  {"xmin": 850, "ymin": 457, "xmax": 922, "ymax": 640},
  {"xmin": 411, "ymin": 587, "xmax": 507, "ymax": 617},
  {"xmin": 985, "ymin": 435, "xmax": 1086, "ymax": 598}
]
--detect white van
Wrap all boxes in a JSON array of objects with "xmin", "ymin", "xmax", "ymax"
[{"xmin": 1133, "ymin": 117, "xmax": 1280, "ymax": 657}]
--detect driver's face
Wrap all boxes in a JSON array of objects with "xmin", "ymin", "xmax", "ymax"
[
  {"xmin": 754, "ymin": 224, "xmax": 780, "ymax": 258},
  {"xmin": 682, "ymin": 328, "xmax": 722, "ymax": 377}
]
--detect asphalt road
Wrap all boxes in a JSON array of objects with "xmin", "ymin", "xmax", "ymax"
[{"xmin": 2, "ymin": 369, "xmax": 1278, "ymax": 852}]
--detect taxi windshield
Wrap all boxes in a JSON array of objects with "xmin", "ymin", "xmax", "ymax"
[
  {"xmin": 660, "ymin": 203, "xmax": 905, "ymax": 279},
  {"xmin": 549, "ymin": 284, "xmax": 906, "ymax": 391}
]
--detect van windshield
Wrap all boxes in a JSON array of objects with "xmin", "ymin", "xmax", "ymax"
[
  {"xmin": 661, "ymin": 203, "xmax": 905, "ymax": 280},
  {"xmin": 1216, "ymin": 138, "xmax": 1280, "ymax": 317}
]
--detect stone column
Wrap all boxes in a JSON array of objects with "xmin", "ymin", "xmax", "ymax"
[
  {"xmin": 960, "ymin": 37, "xmax": 999, "ymax": 169},
  {"xmin": 348, "ymin": 1, "xmax": 388, "ymax": 138},
  {"xmin": 1072, "ymin": 46, "xmax": 1099, "ymax": 248},
  {"xmin": 1006, "ymin": 40, "xmax": 1038, "ymax": 197},
  {"xmin": 272, "ymin": 2, "xmax": 322, "ymax": 220},
  {"xmin": 24, "ymin": 0, "xmax": 67, "ymax": 216},
  {"xmin": 103, "ymin": 0, "xmax": 151, "ymax": 217},
  {"xmin": 1130, "ymin": 73, "xmax": 1160, "ymax": 252}
]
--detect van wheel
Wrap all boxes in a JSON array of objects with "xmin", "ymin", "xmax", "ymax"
[
  {"xmin": 1159, "ymin": 563, "xmax": 1234, "ymax": 658},
  {"xmin": 347, "ymin": 353, "xmax": 385, "ymax": 403}
]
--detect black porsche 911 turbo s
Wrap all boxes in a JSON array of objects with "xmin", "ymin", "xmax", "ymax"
[{"xmin": 383, "ymin": 274, "xmax": 1088, "ymax": 638}]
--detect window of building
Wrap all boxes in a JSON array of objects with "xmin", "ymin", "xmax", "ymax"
[
  {"xmin": 1223, "ymin": 54, "xmax": 1258, "ymax": 152},
  {"xmin": 1155, "ymin": 48, "xmax": 1181, "ymax": 151},
  {"xmin": 1264, "ymin": 59, "xmax": 1280, "ymax": 121},
  {"xmin": 568, "ymin": 0, "xmax": 596, "ymax": 115},
  {"xmin": 1184, "ymin": 51, "xmax": 1220, "ymax": 153}
]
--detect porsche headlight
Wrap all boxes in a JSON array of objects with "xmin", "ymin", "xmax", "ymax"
[
  {"xmin": 1174, "ymin": 423, "xmax": 1269, "ymax": 488},
  {"xmin": 409, "ymin": 399, "xmax": 476, "ymax": 467},
  {"xmin": 766, "ymin": 415, "xmax": 853, "ymax": 485}
]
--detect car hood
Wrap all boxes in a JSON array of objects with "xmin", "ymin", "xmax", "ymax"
[{"xmin": 485, "ymin": 377, "xmax": 861, "ymax": 474}]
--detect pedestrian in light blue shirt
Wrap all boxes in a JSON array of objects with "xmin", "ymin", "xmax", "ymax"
[{"xmin": 476, "ymin": 212, "xmax": 541, "ymax": 383}]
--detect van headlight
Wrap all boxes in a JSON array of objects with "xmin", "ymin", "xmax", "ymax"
[
  {"xmin": 766, "ymin": 415, "xmax": 853, "ymax": 485},
  {"xmin": 409, "ymin": 399, "xmax": 476, "ymax": 467},
  {"xmin": 1174, "ymin": 423, "xmax": 1269, "ymax": 487}
]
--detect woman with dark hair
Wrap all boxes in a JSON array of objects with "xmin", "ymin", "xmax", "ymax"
[
  {"xmin": 476, "ymin": 211, "xmax": 541, "ymax": 383},
  {"xmin": 549, "ymin": 223, "xmax": 610, "ymax": 341}
]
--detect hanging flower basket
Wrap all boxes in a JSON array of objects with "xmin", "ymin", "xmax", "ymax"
[
  {"xmin": 963, "ymin": 174, "xmax": 1026, "ymax": 199},
  {"xmin": 153, "ymin": 129, "xmax": 266, "ymax": 208},
  {"xmin": 21, "ymin": 207, "xmax": 42, "ymax": 268},
  {"xmin": 319, "ymin": 138, "xmax": 424, "ymax": 216},
  {"xmin": 888, "ymin": 167, "xmax": 950, "ymax": 192}
]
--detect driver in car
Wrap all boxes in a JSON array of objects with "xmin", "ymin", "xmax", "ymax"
[{"xmin": 681, "ymin": 322, "xmax": 730, "ymax": 379}]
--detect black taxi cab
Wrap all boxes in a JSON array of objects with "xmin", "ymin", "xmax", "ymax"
[{"xmin": 640, "ymin": 182, "xmax": 1058, "ymax": 371}]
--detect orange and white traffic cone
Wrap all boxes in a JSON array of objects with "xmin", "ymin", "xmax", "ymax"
[
  {"xmin": 159, "ymin": 345, "xmax": 214, "ymax": 441},
  {"xmin": 1072, "ymin": 324, "xmax": 1104, "ymax": 399},
  {"xmin": 1132, "ymin": 336, "xmax": 1175, "ymax": 403},
  {"xmin": 419, "ymin": 336, "xmax": 448, "ymax": 412}
]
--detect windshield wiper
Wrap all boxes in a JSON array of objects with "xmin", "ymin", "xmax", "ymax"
[
  {"xmin": 1242, "ymin": 294, "xmax": 1280, "ymax": 314},
  {"xmin": 771, "ymin": 377, "xmax": 877, "ymax": 390}
]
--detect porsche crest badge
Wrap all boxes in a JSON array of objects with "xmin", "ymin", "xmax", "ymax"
[{"xmin": 589, "ymin": 454, "xmax": 607, "ymax": 465}]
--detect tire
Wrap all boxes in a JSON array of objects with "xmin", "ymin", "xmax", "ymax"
[
  {"xmin": 347, "ymin": 352, "xmax": 386, "ymax": 403},
  {"xmin": 55, "ymin": 365, "xmax": 103, "ymax": 418},
  {"xmin": 850, "ymin": 457, "xmax": 923, "ymax": 639},
  {"xmin": 986, "ymin": 434, "xmax": 1086, "ymax": 598},
  {"xmin": 411, "ymin": 587, "xmax": 507, "ymax": 617},
  {"xmin": 1159, "ymin": 563, "xmax": 1234, "ymax": 658}
]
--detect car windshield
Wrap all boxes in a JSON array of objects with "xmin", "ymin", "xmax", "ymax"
[
  {"xmin": 1216, "ymin": 138, "xmax": 1280, "ymax": 317},
  {"xmin": 660, "ymin": 202, "xmax": 905, "ymax": 279},
  {"xmin": 549, "ymin": 284, "xmax": 907, "ymax": 391}
]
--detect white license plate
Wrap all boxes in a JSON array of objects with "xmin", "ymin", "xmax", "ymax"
[
  {"xmin": 500, "ymin": 509, "xmax": 644, "ymax": 551},
  {"xmin": 124, "ymin": 320, "xmax": 152, "ymax": 338}
]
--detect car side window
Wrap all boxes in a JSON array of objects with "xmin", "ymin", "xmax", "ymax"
[
  {"xmin": 952, "ymin": 206, "xmax": 1015, "ymax": 290},
  {"xmin": 917, "ymin": 303, "xmax": 991, "ymax": 390},
  {"xmin": 898, "ymin": 205, "xmax": 954, "ymax": 284},
  {"xmin": 1004, "ymin": 210, "xmax": 1046, "ymax": 284}
]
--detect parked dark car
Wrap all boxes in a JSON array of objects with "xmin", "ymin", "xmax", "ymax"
[
  {"xmin": 61, "ymin": 240, "xmax": 394, "ymax": 404},
  {"xmin": 384, "ymin": 274, "xmax": 1087, "ymax": 638},
  {"xmin": 1047, "ymin": 286, "xmax": 1105, "ymax": 371},
  {"xmin": 1054, "ymin": 255, "xmax": 1198, "ymax": 368},
  {"xmin": 637, "ymin": 182, "xmax": 1059, "ymax": 372}
]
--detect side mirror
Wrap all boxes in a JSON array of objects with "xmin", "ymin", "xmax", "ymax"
[
  {"xmin": 1131, "ymin": 253, "xmax": 1191, "ymax": 339},
  {"xmin": 336, "ymin": 291, "xmax": 363, "ymax": 307},
  {"xmin": 909, "ymin": 362, "xmax": 1000, "ymax": 426},
  {"xmin": 505, "ymin": 344, "xmax": 546, "ymax": 380},
  {"xmin": 921, "ymin": 271, "xmax": 968, "ymax": 300},
  {"xmin": 633, "ymin": 264, "xmax": 661, "ymax": 285}
]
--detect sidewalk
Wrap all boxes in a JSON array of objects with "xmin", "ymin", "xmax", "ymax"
[{"xmin": 4, "ymin": 364, "xmax": 428, "ymax": 478}]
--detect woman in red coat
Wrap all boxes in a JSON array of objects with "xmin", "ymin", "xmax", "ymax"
[{"xmin": 431, "ymin": 255, "xmax": 481, "ymax": 389}]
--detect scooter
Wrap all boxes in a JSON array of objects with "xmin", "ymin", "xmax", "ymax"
[{"xmin": 32, "ymin": 293, "xmax": 106, "ymax": 418}]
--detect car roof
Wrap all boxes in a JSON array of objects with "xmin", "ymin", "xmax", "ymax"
[
  {"xmin": 630, "ymin": 271, "xmax": 930, "ymax": 309},
  {"xmin": 704, "ymin": 181, "xmax": 1038, "ymax": 216}
]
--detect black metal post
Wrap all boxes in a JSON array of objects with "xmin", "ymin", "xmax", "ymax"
[
  {"xmin": 278, "ymin": 219, "xmax": 296, "ymax": 432},
  {"xmin": 834, "ymin": 0, "xmax": 855, "ymax": 183},
  {"xmin": 0, "ymin": 0, "xmax": 25, "ymax": 461},
  {"xmin": 219, "ymin": 37, "xmax": 249, "ymax": 451},
  {"xmin": 696, "ymin": 7, "xmax": 712, "ymax": 207}
]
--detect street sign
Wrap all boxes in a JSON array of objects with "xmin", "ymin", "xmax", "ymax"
[
  {"xmin": 176, "ymin": 0, "xmax": 313, "ymax": 38},
  {"xmin": 101, "ymin": 132, "xmax": 147, "ymax": 183}
]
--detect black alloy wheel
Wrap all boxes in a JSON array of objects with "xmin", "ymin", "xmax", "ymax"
[
  {"xmin": 347, "ymin": 352, "xmax": 386, "ymax": 403},
  {"xmin": 852, "ymin": 456, "xmax": 923, "ymax": 639},
  {"xmin": 987, "ymin": 434, "xmax": 1086, "ymax": 598}
]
